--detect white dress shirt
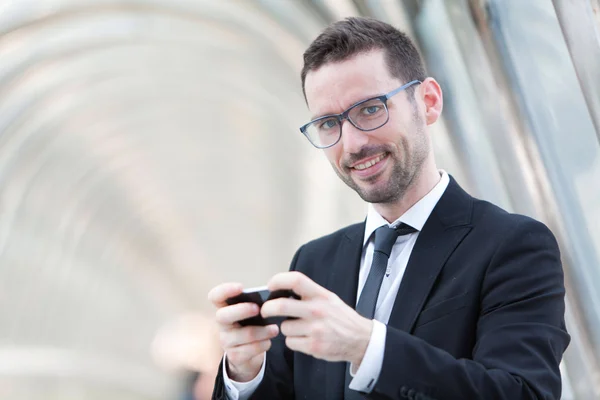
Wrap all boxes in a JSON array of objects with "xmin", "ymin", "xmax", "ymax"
[{"xmin": 224, "ymin": 171, "xmax": 450, "ymax": 400}]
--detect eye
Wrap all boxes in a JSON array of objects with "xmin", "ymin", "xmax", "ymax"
[
  {"xmin": 319, "ymin": 118, "xmax": 339, "ymax": 130},
  {"xmin": 362, "ymin": 105, "xmax": 381, "ymax": 115}
]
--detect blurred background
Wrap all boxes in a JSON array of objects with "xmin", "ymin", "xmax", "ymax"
[{"xmin": 0, "ymin": 0, "xmax": 598, "ymax": 399}]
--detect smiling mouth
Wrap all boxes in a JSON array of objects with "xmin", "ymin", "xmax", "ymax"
[{"xmin": 352, "ymin": 154, "xmax": 387, "ymax": 171}]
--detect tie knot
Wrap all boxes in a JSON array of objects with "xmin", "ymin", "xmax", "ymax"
[
  {"xmin": 373, "ymin": 224, "xmax": 416, "ymax": 257},
  {"xmin": 395, "ymin": 223, "xmax": 417, "ymax": 236}
]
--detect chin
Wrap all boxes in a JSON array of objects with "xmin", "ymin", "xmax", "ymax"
[{"xmin": 354, "ymin": 182, "xmax": 396, "ymax": 204}]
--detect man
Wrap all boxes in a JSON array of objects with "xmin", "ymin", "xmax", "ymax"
[{"xmin": 209, "ymin": 17, "xmax": 570, "ymax": 400}]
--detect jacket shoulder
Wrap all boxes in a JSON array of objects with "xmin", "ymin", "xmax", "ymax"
[
  {"xmin": 289, "ymin": 222, "xmax": 363, "ymax": 280},
  {"xmin": 470, "ymin": 197, "xmax": 557, "ymax": 246},
  {"xmin": 443, "ymin": 178, "xmax": 558, "ymax": 254}
]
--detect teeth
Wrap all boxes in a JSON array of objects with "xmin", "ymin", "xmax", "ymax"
[{"xmin": 354, "ymin": 155, "xmax": 385, "ymax": 170}]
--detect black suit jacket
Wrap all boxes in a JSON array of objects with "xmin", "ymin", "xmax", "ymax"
[{"xmin": 213, "ymin": 177, "xmax": 570, "ymax": 400}]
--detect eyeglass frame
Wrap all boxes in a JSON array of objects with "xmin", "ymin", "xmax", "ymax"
[{"xmin": 299, "ymin": 80, "xmax": 422, "ymax": 149}]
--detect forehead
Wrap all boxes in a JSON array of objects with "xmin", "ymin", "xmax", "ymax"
[{"xmin": 304, "ymin": 49, "xmax": 400, "ymax": 116}]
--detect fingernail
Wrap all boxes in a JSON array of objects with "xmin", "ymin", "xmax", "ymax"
[{"xmin": 269, "ymin": 325, "xmax": 279, "ymax": 335}]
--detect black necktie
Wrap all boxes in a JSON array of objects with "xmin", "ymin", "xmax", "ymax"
[{"xmin": 344, "ymin": 223, "xmax": 417, "ymax": 399}]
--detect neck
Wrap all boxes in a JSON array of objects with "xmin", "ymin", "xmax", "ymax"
[{"xmin": 373, "ymin": 162, "xmax": 441, "ymax": 223}]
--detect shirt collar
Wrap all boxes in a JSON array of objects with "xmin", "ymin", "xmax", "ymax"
[{"xmin": 363, "ymin": 170, "xmax": 450, "ymax": 246}]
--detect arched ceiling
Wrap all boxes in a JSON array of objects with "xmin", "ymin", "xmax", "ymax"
[{"xmin": 0, "ymin": 1, "xmax": 416, "ymax": 398}]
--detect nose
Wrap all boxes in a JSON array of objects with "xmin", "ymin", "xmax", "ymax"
[{"xmin": 339, "ymin": 120, "xmax": 370, "ymax": 154}]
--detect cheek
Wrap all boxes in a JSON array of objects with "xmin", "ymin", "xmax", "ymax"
[
  {"xmin": 380, "ymin": 109, "xmax": 405, "ymax": 134},
  {"xmin": 383, "ymin": 112, "xmax": 418, "ymax": 146},
  {"xmin": 377, "ymin": 122, "xmax": 407, "ymax": 148}
]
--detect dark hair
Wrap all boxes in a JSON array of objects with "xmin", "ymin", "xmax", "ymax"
[{"xmin": 301, "ymin": 17, "xmax": 426, "ymax": 99}]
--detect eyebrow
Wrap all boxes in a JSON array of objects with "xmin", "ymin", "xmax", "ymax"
[{"xmin": 310, "ymin": 111, "xmax": 335, "ymax": 121}]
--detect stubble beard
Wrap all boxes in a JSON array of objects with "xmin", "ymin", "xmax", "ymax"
[
  {"xmin": 336, "ymin": 145, "xmax": 421, "ymax": 204},
  {"xmin": 335, "ymin": 120, "xmax": 429, "ymax": 205}
]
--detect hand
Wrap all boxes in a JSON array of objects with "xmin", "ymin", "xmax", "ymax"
[
  {"xmin": 260, "ymin": 271, "xmax": 373, "ymax": 367},
  {"xmin": 208, "ymin": 283, "xmax": 279, "ymax": 382}
]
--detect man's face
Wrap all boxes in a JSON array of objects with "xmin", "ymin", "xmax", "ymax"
[{"xmin": 304, "ymin": 49, "xmax": 431, "ymax": 204}]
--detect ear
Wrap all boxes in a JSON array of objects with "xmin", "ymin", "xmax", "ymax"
[{"xmin": 419, "ymin": 77, "xmax": 443, "ymax": 125}]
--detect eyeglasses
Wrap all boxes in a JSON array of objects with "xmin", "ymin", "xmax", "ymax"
[{"xmin": 299, "ymin": 80, "xmax": 422, "ymax": 149}]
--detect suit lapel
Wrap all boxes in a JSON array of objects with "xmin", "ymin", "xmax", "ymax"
[
  {"xmin": 324, "ymin": 223, "xmax": 364, "ymax": 400},
  {"xmin": 389, "ymin": 177, "xmax": 473, "ymax": 333}
]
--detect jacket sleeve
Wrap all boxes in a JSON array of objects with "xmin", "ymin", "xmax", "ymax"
[
  {"xmin": 368, "ymin": 219, "xmax": 570, "ymax": 400},
  {"xmin": 212, "ymin": 246, "xmax": 304, "ymax": 400}
]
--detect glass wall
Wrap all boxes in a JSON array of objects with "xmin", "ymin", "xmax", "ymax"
[{"xmin": 414, "ymin": 0, "xmax": 600, "ymax": 398}]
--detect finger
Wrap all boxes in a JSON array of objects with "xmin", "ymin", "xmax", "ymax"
[
  {"xmin": 261, "ymin": 297, "xmax": 312, "ymax": 319},
  {"xmin": 227, "ymin": 339, "xmax": 273, "ymax": 366},
  {"xmin": 285, "ymin": 336, "xmax": 315, "ymax": 356},
  {"xmin": 279, "ymin": 318, "xmax": 310, "ymax": 337},
  {"xmin": 216, "ymin": 302, "xmax": 260, "ymax": 326},
  {"xmin": 267, "ymin": 271, "xmax": 329, "ymax": 299},
  {"xmin": 221, "ymin": 324, "xmax": 279, "ymax": 349},
  {"xmin": 208, "ymin": 282, "xmax": 244, "ymax": 308}
]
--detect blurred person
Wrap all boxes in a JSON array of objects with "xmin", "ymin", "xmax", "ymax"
[
  {"xmin": 209, "ymin": 17, "xmax": 570, "ymax": 400},
  {"xmin": 181, "ymin": 371, "xmax": 201, "ymax": 400},
  {"xmin": 152, "ymin": 313, "xmax": 222, "ymax": 400},
  {"xmin": 181, "ymin": 369, "xmax": 218, "ymax": 400}
]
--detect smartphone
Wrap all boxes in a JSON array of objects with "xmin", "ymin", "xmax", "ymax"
[{"xmin": 225, "ymin": 286, "xmax": 300, "ymax": 326}]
